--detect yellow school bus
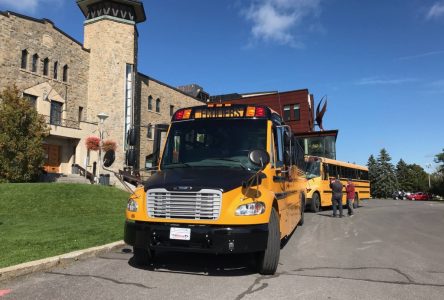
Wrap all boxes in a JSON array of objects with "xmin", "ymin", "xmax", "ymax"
[
  {"xmin": 305, "ymin": 156, "xmax": 370, "ymax": 212},
  {"xmin": 123, "ymin": 104, "xmax": 306, "ymax": 274}
]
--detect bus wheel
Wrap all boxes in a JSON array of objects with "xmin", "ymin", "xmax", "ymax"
[
  {"xmin": 311, "ymin": 193, "xmax": 321, "ymax": 212},
  {"xmin": 298, "ymin": 196, "xmax": 305, "ymax": 226},
  {"xmin": 133, "ymin": 247, "xmax": 153, "ymax": 266},
  {"xmin": 257, "ymin": 208, "xmax": 280, "ymax": 275},
  {"xmin": 353, "ymin": 194, "xmax": 359, "ymax": 209}
]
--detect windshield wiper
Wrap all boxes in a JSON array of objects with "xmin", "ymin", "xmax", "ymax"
[
  {"xmin": 211, "ymin": 158, "xmax": 248, "ymax": 170},
  {"xmin": 163, "ymin": 163, "xmax": 192, "ymax": 169}
]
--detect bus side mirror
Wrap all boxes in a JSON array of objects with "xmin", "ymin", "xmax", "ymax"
[
  {"xmin": 103, "ymin": 150, "xmax": 115, "ymax": 168},
  {"xmin": 126, "ymin": 149, "xmax": 137, "ymax": 167},
  {"xmin": 284, "ymin": 149, "xmax": 291, "ymax": 166},
  {"xmin": 248, "ymin": 149, "xmax": 270, "ymax": 170}
]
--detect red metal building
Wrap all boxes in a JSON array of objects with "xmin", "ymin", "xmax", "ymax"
[{"xmin": 209, "ymin": 89, "xmax": 314, "ymax": 134}]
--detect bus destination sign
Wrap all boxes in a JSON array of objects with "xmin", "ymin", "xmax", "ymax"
[{"xmin": 194, "ymin": 107, "xmax": 245, "ymax": 119}]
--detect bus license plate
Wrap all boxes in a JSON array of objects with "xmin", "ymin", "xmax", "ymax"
[{"xmin": 169, "ymin": 227, "xmax": 191, "ymax": 240}]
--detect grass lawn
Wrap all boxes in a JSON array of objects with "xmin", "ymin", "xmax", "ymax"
[{"xmin": 0, "ymin": 183, "xmax": 129, "ymax": 268}]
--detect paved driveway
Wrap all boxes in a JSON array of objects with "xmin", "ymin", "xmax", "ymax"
[{"xmin": 2, "ymin": 199, "xmax": 444, "ymax": 299}]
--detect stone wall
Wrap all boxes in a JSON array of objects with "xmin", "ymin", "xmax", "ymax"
[
  {"xmin": 136, "ymin": 74, "xmax": 204, "ymax": 169},
  {"xmin": 0, "ymin": 12, "xmax": 90, "ymax": 122}
]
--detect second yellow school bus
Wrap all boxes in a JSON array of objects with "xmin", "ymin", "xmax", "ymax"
[{"xmin": 304, "ymin": 156, "xmax": 370, "ymax": 212}]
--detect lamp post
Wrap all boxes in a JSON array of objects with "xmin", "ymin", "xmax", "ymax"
[
  {"xmin": 97, "ymin": 112, "xmax": 109, "ymax": 183},
  {"xmin": 426, "ymin": 163, "xmax": 432, "ymax": 189}
]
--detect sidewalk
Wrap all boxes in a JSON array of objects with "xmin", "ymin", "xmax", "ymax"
[{"xmin": 0, "ymin": 241, "xmax": 125, "ymax": 282}]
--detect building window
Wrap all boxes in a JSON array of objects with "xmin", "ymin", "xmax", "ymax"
[
  {"xmin": 63, "ymin": 65, "xmax": 68, "ymax": 82},
  {"xmin": 78, "ymin": 106, "xmax": 84, "ymax": 122},
  {"xmin": 147, "ymin": 125, "xmax": 153, "ymax": 139},
  {"xmin": 21, "ymin": 49, "xmax": 28, "ymax": 69},
  {"xmin": 53, "ymin": 61, "xmax": 58, "ymax": 79},
  {"xmin": 148, "ymin": 96, "xmax": 153, "ymax": 110},
  {"xmin": 43, "ymin": 58, "xmax": 49, "ymax": 76},
  {"xmin": 32, "ymin": 54, "xmax": 39, "ymax": 73},
  {"xmin": 283, "ymin": 105, "xmax": 291, "ymax": 121},
  {"xmin": 170, "ymin": 105, "xmax": 174, "ymax": 116},
  {"xmin": 156, "ymin": 98, "xmax": 160, "ymax": 113},
  {"xmin": 23, "ymin": 93, "xmax": 37, "ymax": 108},
  {"xmin": 50, "ymin": 101, "xmax": 63, "ymax": 125},
  {"xmin": 293, "ymin": 104, "xmax": 300, "ymax": 121}
]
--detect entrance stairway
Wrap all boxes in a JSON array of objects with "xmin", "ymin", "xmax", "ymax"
[{"xmin": 56, "ymin": 174, "xmax": 92, "ymax": 184}]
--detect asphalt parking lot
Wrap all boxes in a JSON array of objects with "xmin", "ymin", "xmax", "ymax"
[{"xmin": 1, "ymin": 199, "xmax": 444, "ymax": 300}]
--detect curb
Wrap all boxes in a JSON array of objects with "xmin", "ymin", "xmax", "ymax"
[{"xmin": 0, "ymin": 241, "xmax": 126, "ymax": 283}]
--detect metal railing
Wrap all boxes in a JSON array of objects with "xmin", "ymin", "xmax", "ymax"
[
  {"xmin": 73, "ymin": 164, "xmax": 95, "ymax": 183},
  {"xmin": 43, "ymin": 115, "xmax": 80, "ymax": 129}
]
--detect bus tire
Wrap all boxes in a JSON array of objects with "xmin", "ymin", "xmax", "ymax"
[
  {"xmin": 133, "ymin": 247, "xmax": 152, "ymax": 266},
  {"xmin": 310, "ymin": 193, "xmax": 321, "ymax": 212},
  {"xmin": 298, "ymin": 195, "xmax": 305, "ymax": 226},
  {"xmin": 257, "ymin": 208, "xmax": 280, "ymax": 275},
  {"xmin": 353, "ymin": 194, "xmax": 359, "ymax": 209}
]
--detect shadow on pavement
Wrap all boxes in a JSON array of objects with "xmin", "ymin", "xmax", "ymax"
[{"xmin": 128, "ymin": 251, "xmax": 257, "ymax": 277}]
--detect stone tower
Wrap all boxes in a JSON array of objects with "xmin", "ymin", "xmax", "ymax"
[{"xmin": 77, "ymin": 0, "xmax": 146, "ymax": 170}]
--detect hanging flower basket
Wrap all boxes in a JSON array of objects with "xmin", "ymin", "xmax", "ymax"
[
  {"xmin": 102, "ymin": 139, "xmax": 117, "ymax": 152},
  {"xmin": 85, "ymin": 136, "xmax": 100, "ymax": 151}
]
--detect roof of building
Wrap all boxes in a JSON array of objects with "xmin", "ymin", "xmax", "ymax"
[
  {"xmin": 0, "ymin": 11, "xmax": 90, "ymax": 52},
  {"xmin": 176, "ymin": 84, "xmax": 209, "ymax": 98},
  {"xmin": 76, "ymin": 0, "xmax": 146, "ymax": 23},
  {"xmin": 209, "ymin": 88, "xmax": 309, "ymax": 103}
]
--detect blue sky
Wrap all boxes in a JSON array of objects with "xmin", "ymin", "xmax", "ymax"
[{"xmin": 1, "ymin": 0, "xmax": 444, "ymax": 172}]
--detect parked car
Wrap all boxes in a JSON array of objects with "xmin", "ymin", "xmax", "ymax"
[
  {"xmin": 406, "ymin": 192, "xmax": 430, "ymax": 201},
  {"xmin": 392, "ymin": 191, "xmax": 407, "ymax": 200}
]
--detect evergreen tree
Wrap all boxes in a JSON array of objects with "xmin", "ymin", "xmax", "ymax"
[
  {"xmin": 396, "ymin": 159, "xmax": 415, "ymax": 192},
  {"xmin": 367, "ymin": 154, "xmax": 377, "ymax": 197},
  {"xmin": 372, "ymin": 148, "xmax": 398, "ymax": 198},
  {"xmin": 431, "ymin": 149, "xmax": 444, "ymax": 196},
  {"xmin": 0, "ymin": 86, "xmax": 48, "ymax": 182}
]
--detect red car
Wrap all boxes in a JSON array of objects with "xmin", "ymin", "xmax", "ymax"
[{"xmin": 407, "ymin": 192, "xmax": 430, "ymax": 201}]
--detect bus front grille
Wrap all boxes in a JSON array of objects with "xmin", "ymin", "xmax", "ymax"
[{"xmin": 146, "ymin": 188, "xmax": 222, "ymax": 220}]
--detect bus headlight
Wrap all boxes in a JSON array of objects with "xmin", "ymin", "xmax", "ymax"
[
  {"xmin": 235, "ymin": 202, "xmax": 265, "ymax": 216},
  {"xmin": 127, "ymin": 199, "xmax": 138, "ymax": 212}
]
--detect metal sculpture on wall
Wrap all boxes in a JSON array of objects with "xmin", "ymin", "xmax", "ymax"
[{"xmin": 315, "ymin": 96, "xmax": 328, "ymax": 131}]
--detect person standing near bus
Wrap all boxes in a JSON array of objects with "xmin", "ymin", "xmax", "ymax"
[
  {"xmin": 346, "ymin": 179, "xmax": 355, "ymax": 216},
  {"xmin": 330, "ymin": 176, "xmax": 344, "ymax": 217}
]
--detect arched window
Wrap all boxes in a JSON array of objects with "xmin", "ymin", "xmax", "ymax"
[
  {"xmin": 156, "ymin": 98, "xmax": 160, "ymax": 113},
  {"xmin": 62, "ymin": 65, "xmax": 68, "ymax": 82},
  {"xmin": 147, "ymin": 125, "xmax": 153, "ymax": 139},
  {"xmin": 148, "ymin": 95, "xmax": 153, "ymax": 110},
  {"xmin": 32, "ymin": 54, "xmax": 39, "ymax": 73},
  {"xmin": 21, "ymin": 49, "xmax": 28, "ymax": 69},
  {"xmin": 53, "ymin": 61, "xmax": 58, "ymax": 79},
  {"xmin": 43, "ymin": 58, "xmax": 49, "ymax": 76}
]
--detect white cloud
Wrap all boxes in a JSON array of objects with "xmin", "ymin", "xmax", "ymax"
[
  {"xmin": 0, "ymin": 0, "xmax": 62, "ymax": 14},
  {"xmin": 397, "ymin": 50, "xmax": 444, "ymax": 61},
  {"xmin": 426, "ymin": 1, "xmax": 444, "ymax": 19},
  {"xmin": 243, "ymin": 0, "xmax": 321, "ymax": 47},
  {"xmin": 355, "ymin": 77, "xmax": 418, "ymax": 86}
]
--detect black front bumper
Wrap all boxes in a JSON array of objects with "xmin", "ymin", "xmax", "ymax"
[{"xmin": 124, "ymin": 221, "xmax": 269, "ymax": 254}]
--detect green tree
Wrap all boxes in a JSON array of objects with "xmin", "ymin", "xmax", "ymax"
[
  {"xmin": 367, "ymin": 154, "xmax": 377, "ymax": 197},
  {"xmin": 372, "ymin": 148, "xmax": 398, "ymax": 199},
  {"xmin": 396, "ymin": 159, "xmax": 414, "ymax": 192},
  {"xmin": 407, "ymin": 164, "xmax": 428, "ymax": 192},
  {"xmin": 0, "ymin": 86, "xmax": 48, "ymax": 182},
  {"xmin": 431, "ymin": 149, "xmax": 444, "ymax": 196}
]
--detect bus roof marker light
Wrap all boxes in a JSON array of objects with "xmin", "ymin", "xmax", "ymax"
[
  {"xmin": 183, "ymin": 109, "xmax": 192, "ymax": 119},
  {"xmin": 174, "ymin": 109, "xmax": 185, "ymax": 120},
  {"xmin": 255, "ymin": 107, "xmax": 266, "ymax": 117},
  {"xmin": 246, "ymin": 106, "xmax": 256, "ymax": 117}
]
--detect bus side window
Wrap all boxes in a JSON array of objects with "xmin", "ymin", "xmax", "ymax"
[
  {"xmin": 323, "ymin": 163, "xmax": 329, "ymax": 180},
  {"xmin": 274, "ymin": 127, "xmax": 284, "ymax": 168}
]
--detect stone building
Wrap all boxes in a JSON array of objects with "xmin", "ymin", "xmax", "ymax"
[{"xmin": 0, "ymin": 0, "xmax": 203, "ymax": 178}]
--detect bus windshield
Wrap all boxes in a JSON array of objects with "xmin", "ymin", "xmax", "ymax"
[
  {"xmin": 161, "ymin": 119, "xmax": 267, "ymax": 171},
  {"xmin": 305, "ymin": 160, "xmax": 321, "ymax": 179}
]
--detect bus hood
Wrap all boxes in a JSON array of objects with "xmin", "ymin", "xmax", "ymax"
[{"xmin": 144, "ymin": 168, "xmax": 255, "ymax": 193}]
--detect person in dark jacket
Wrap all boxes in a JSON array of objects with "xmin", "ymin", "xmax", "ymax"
[
  {"xmin": 346, "ymin": 179, "xmax": 355, "ymax": 216},
  {"xmin": 329, "ymin": 176, "xmax": 344, "ymax": 217}
]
